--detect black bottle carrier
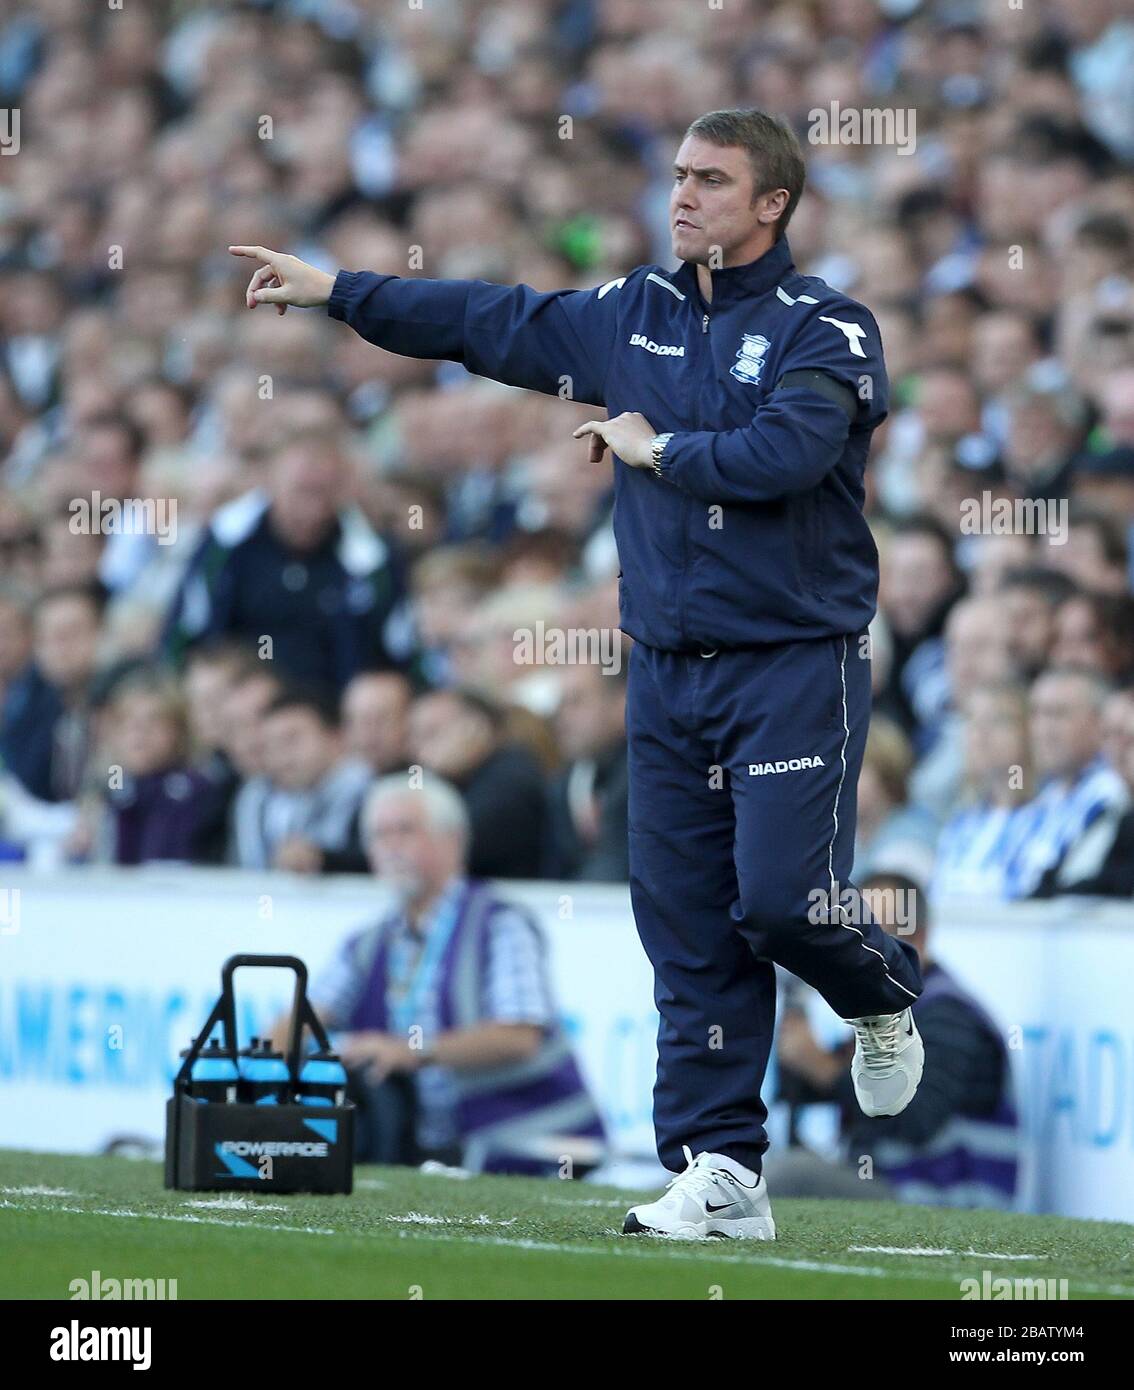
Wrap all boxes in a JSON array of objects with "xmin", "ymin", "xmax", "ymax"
[{"xmin": 164, "ymin": 954, "xmax": 355, "ymax": 1194}]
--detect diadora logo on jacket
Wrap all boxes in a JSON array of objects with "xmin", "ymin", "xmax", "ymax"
[
  {"xmin": 629, "ymin": 333, "xmax": 685, "ymax": 356},
  {"xmin": 748, "ymin": 755, "xmax": 826, "ymax": 776}
]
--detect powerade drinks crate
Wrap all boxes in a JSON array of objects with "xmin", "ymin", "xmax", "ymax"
[{"xmin": 164, "ymin": 954, "xmax": 354, "ymax": 1194}]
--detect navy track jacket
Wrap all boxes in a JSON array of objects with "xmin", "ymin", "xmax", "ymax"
[{"xmin": 329, "ymin": 236, "xmax": 887, "ymax": 652}]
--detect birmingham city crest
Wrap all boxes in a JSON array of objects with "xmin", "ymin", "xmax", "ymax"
[{"xmin": 729, "ymin": 333, "xmax": 772, "ymax": 385}]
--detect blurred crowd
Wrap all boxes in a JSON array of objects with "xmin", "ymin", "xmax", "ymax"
[{"xmin": 0, "ymin": 0, "xmax": 1132, "ymax": 900}]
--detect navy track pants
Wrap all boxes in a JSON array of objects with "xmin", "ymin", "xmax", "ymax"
[{"xmin": 626, "ymin": 632, "xmax": 923, "ymax": 1174}]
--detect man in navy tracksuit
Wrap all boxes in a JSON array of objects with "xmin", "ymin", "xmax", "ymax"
[{"xmin": 232, "ymin": 107, "xmax": 925, "ymax": 1239}]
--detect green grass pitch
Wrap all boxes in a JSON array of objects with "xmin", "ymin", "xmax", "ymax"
[{"xmin": 2, "ymin": 1149, "xmax": 1131, "ymax": 1300}]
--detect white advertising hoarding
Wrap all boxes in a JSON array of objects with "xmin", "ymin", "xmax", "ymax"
[{"xmin": 0, "ymin": 868, "xmax": 1131, "ymax": 1221}]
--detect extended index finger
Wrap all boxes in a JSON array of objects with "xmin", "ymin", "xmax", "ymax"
[{"xmin": 228, "ymin": 245, "xmax": 276, "ymax": 263}]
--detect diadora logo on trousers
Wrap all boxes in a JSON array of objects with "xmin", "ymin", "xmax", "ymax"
[
  {"xmin": 629, "ymin": 333, "xmax": 685, "ymax": 356},
  {"xmin": 748, "ymin": 755, "xmax": 826, "ymax": 776}
]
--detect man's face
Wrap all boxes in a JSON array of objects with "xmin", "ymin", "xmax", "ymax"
[
  {"xmin": 342, "ymin": 675, "xmax": 410, "ymax": 773},
  {"xmin": 1101, "ymin": 692, "xmax": 1134, "ymax": 790},
  {"xmin": 881, "ymin": 534, "xmax": 955, "ymax": 638},
  {"xmin": 555, "ymin": 664, "xmax": 624, "ymax": 762},
  {"xmin": 270, "ymin": 444, "xmax": 343, "ymax": 551},
  {"xmin": 34, "ymin": 595, "xmax": 100, "ymax": 690},
  {"xmin": 1003, "ymin": 587, "xmax": 1056, "ymax": 677},
  {"xmin": 79, "ymin": 422, "xmax": 137, "ymax": 497},
  {"xmin": 117, "ymin": 692, "xmax": 181, "ymax": 776},
  {"xmin": 947, "ymin": 601, "xmax": 1013, "ymax": 690},
  {"xmin": 916, "ymin": 371, "xmax": 979, "ymax": 442},
  {"xmin": 224, "ymin": 676, "xmax": 278, "ymax": 775},
  {"xmin": 973, "ymin": 314, "xmax": 1038, "ymax": 393},
  {"xmin": 1006, "ymin": 399, "xmax": 1072, "ymax": 475},
  {"xmin": 413, "ymin": 579, "xmax": 477, "ymax": 647},
  {"xmin": 1029, "ymin": 673, "xmax": 1102, "ymax": 780},
  {"xmin": 1051, "ymin": 598, "xmax": 1107, "ymax": 673},
  {"xmin": 262, "ymin": 707, "xmax": 338, "ymax": 790},
  {"xmin": 964, "ymin": 688, "xmax": 1028, "ymax": 783},
  {"xmin": 408, "ymin": 694, "xmax": 489, "ymax": 779},
  {"xmin": 861, "ymin": 883, "xmax": 923, "ymax": 957},
  {"xmin": 365, "ymin": 793, "xmax": 460, "ymax": 899},
  {"xmin": 670, "ymin": 136, "xmax": 767, "ymax": 266},
  {"xmin": 184, "ymin": 661, "xmax": 236, "ymax": 751}
]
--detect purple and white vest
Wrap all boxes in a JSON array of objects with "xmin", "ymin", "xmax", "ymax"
[{"xmin": 342, "ymin": 880, "xmax": 605, "ymax": 1174}]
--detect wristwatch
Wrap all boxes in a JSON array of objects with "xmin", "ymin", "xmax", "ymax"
[{"xmin": 650, "ymin": 432, "xmax": 674, "ymax": 479}]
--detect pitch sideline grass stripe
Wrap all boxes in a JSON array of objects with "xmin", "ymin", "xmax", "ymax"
[
  {"xmin": 5, "ymin": 1155, "xmax": 1131, "ymax": 1300},
  {"xmin": 0, "ymin": 1193, "xmax": 993, "ymax": 1286},
  {"xmin": 8, "ymin": 1192, "xmax": 1130, "ymax": 1294},
  {"xmin": 388, "ymin": 1228, "xmax": 1134, "ymax": 1297},
  {"xmin": 0, "ymin": 1198, "xmax": 335, "ymax": 1237},
  {"xmin": 393, "ymin": 1228, "xmax": 892, "ymax": 1278}
]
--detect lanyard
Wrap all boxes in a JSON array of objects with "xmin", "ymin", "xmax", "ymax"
[{"xmin": 387, "ymin": 886, "xmax": 464, "ymax": 1038}]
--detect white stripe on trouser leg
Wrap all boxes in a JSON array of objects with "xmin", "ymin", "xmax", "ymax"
[{"xmin": 827, "ymin": 634, "xmax": 919, "ymax": 1002}]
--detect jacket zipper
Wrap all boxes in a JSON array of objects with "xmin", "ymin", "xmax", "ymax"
[{"xmin": 677, "ymin": 308, "xmax": 711, "ymax": 644}]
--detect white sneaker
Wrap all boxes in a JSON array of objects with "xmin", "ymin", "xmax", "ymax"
[
  {"xmin": 846, "ymin": 1007, "xmax": 924, "ymax": 1116},
  {"xmin": 622, "ymin": 1147, "xmax": 776, "ymax": 1240}
]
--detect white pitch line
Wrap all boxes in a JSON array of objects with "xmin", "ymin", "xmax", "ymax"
[
  {"xmin": 184, "ymin": 1196, "xmax": 289, "ymax": 1213},
  {"xmin": 0, "ymin": 1198, "xmax": 333, "ymax": 1237},
  {"xmin": 849, "ymin": 1245, "xmax": 1043, "ymax": 1260},
  {"xmin": 0, "ymin": 1185, "xmax": 76, "ymax": 1197},
  {"xmin": 385, "ymin": 1211, "xmax": 517, "ymax": 1228},
  {"xmin": 143, "ymin": 1210, "xmax": 335, "ymax": 1235}
]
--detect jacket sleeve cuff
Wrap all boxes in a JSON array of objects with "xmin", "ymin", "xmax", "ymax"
[
  {"xmin": 654, "ymin": 432, "xmax": 692, "ymax": 485},
  {"xmin": 328, "ymin": 269, "xmax": 378, "ymax": 322}
]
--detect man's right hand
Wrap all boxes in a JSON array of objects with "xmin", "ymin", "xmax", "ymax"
[{"xmin": 228, "ymin": 245, "xmax": 336, "ymax": 315}]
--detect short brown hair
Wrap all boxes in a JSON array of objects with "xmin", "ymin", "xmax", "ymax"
[{"xmin": 685, "ymin": 107, "xmax": 806, "ymax": 240}]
